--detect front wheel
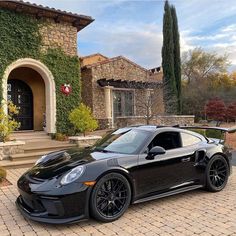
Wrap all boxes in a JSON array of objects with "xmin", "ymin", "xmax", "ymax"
[
  {"xmin": 205, "ymin": 155, "xmax": 229, "ymax": 192},
  {"xmin": 90, "ymin": 173, "xmax": 131, "ymax": 222}
]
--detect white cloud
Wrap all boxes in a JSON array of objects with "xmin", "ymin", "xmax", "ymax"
[
  {"xmin": 20, "ymin": 0, "xmax": 236, "ymax": 69},
  {"xmin": 79, "ymin": 22, "xmax": 163, "ymax": 68},
  {"xmin": 222, "ymin": 24, "xmax": 236, "ymax": 33}
]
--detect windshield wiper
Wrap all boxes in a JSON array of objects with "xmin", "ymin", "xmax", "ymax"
[{"xmin": 93, "ymin": 147, "xmax": 114, "ymax": 153}]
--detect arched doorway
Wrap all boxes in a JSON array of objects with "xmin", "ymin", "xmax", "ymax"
[
  {"xmin": 8, "ymin": 79, "xmax": 33, "ymax": 130},
  {"xmin": 2, "ymin": 58, "xmax": 56, "ymax": 133}
]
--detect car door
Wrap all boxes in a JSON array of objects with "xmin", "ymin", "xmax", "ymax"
[{"xmin": 136, "ymin": 130, "xmax": 202, "ymax": 199}]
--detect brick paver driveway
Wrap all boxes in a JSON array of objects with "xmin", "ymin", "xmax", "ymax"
[{"xmin": 0, "ymin": 168, "xmax": 236, "ymax": 236}]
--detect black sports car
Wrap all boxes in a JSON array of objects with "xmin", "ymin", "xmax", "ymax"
[{"xmin": 16, "ymin": 125, "xmax": 235, "ymax": 224}]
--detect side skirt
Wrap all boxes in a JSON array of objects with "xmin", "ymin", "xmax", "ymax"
[{"xmin": 133, "ymin": 185, "xmax": 203, "ymax": 204}]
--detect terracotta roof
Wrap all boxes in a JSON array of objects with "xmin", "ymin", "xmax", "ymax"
[
  {"xmin": 80, "ymin": 53, "xmax": 109, "ymax": 60},
  {"xmin": 82, "ymin": 55, "xmax": 148, "ymax": 72},
  {"xmin": 0, "ymin": 0, "xmax": 94, "ymax": 32}
]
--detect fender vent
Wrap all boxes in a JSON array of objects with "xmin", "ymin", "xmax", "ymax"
[
  {"xmin": 196, "ymin": 150, "xmax": 206, "ymax": 162},
  {"xmin": 107, "ymin": 159, "xmax": 118, "ymax": 167}
]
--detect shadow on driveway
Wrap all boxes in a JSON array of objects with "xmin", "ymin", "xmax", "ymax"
[{"xmin": 232, "ymin": 151, "xmax": 236, "ymax": 166}]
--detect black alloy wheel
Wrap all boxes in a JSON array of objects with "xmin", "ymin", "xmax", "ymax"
[
  {"xmin": 90, "ymin": 173, "xmax": 131, "ymax": 222},
  {"xmin": 206, "ymin": 155, "xmax": 229, "ymax": 192}
]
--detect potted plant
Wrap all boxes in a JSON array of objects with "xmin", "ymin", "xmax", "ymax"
[
  {"xmin": 68, "ymin": 103, "xmax": 101, "ymax": 147},
  {"xmin": 0, "ymin": 102, "xmax": 24, "ymax": 160}
]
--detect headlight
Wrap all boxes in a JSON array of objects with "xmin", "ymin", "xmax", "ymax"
[
  {"xmin": 60, "ymin": 166, "xmax": 85, "ymax": 185},
  {"xmin": 35, "ymin": 155, "xmax": 48, "ymax": 166}
]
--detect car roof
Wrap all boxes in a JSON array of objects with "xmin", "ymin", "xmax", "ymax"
[
  {"xmin": 121, "ymin": 125, "xmax": 205, "ymax": 139},
  {"xmin": 129, "ymin": 125, "xmax": 179, "ymax": 132}
]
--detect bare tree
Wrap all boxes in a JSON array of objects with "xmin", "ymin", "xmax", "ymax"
[
  {"xmin": 135, "ymin": 86, "xmax": 163, "ymax": 125},
  {"xmin": 182, "ymin": 48, "xmax": 229, "ymax": 84}
]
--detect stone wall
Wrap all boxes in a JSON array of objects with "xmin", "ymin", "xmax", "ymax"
[
  {"xmin": 81, "ymin": 68, "xmax": 93, "ymax": 110},
  {"xmin": 0, "ymin": 141, "xmax": 25, "ymax": 161},
  {"xmin": 115, "ymin": 115, "xmax": 195, "ymax": 128},
  {"xmin": 39, "ymin": 18, "xmax": 78, "ymax": 56},
  {"xmin": 97, "ymin": 118, "xmax": 112, "ymax": 130},
  {"xmin": 81, "ymin": 54, "xmax": 108, "ymax": 67}
]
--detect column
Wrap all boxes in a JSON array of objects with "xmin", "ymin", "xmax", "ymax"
[{"xmin": 104, "ymin": 86, "xmax": 113, "ymax": 119}]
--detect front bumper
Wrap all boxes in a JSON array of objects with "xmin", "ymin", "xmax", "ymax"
[{"xmin": 16, "ymin": 184, "xmax": 92, "ymax": 224}]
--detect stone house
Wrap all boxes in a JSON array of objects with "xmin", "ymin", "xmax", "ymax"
[
  {"xmin": 0, "ymin": 0, "xmax": 93, "ymax": 134},
  {"xmin": 80, "ymin": 54, "xmax": 165, "ymax": 129}
]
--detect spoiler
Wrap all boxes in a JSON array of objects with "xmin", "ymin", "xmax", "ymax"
[{"xmin": 178, "ymin": 126, "xmax": 236, "ymax": 134}]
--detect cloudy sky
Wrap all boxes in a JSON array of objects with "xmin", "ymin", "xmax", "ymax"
[{"xmin": 29, "ymin": 0, "xmax": 236, "ymax": 70}]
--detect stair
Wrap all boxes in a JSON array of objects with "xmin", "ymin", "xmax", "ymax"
[
  {"xmin": 2, "ymin": 132, "xmax": 77, "ymax": 169},
  {"xmin": 11, "ymin": 131, "xmax": 51, "ymax": 141}
]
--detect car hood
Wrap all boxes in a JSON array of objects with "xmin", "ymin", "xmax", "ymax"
[{"xmin": 26, "ymin": 148, "xmax": 121, "ymax": 180}]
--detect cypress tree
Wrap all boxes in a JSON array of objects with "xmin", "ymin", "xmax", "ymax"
[
  {"xmin": 171, "ymin": 5, "xmax": 182, "ymax": 114},
  {"xmin": 162, "ymin": 0, "xmax": 177, "ymax": 114}
]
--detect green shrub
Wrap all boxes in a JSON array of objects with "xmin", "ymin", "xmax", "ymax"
[
  {"xmin": 0, "ymin": 167, "xmax": 6, "ymax": 183},
  {"xmin": 190, "ymin": 129, "xmax": 206, "ymax": 136},
  {"xmin": 0, "ymin": 101, "xmax": 21, "ymax": 142},
  {"xmin": 55, "ymin": 133, "xmax": 68, "ymax": 141},
  {"xmin": 69, "ymin": 103, "xmax": 98, "ymax": 136},
  {"xmin": 205, "ymin": 129, "xmax": 224, "ymax": 139}
]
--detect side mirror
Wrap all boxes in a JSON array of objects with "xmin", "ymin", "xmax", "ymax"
[{"xmin": 146, "ymin": 146, "xmax": 166, "ymax": 160}]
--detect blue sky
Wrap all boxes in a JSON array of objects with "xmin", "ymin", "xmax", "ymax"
[{"xmin": 29, "ymin": 0, "xmax": 236, "ymax": 70}]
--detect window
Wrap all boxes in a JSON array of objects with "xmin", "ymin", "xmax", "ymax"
[
  {"xmin": 95, "ymin": 129, "xmax": 149, "ymax": 154},
  {"xmin": 181, "ymin": 132, "xmax": 202, "ymax": 147},
  {"xmin": 149, "ymin": 132, "xmax": 182, "ymax": 150},
  {"xmin": 113, "ymin": 90, "xmax": 134, "ymax": 117}
]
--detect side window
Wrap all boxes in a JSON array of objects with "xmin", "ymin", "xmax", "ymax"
[
  {"xmin": 181, "ymin": 132, "xmax": 202, "ymax": 147},
  {"xmin": 148, "ymin": 132, "xmax": 181, "ymax": 151}
]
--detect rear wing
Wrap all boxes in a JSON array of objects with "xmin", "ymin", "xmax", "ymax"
[
  {"xmin": 178, "ymin": 126, "xmax": 236, "ymax": 134},
  {"xmin": 177, "ymin": 125, "xmax": 236, "ymax": 145}
]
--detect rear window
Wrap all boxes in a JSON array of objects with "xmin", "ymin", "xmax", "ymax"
[{"xmin": 181, "ymin": 132, "xmax": 202, "ymax": 147}]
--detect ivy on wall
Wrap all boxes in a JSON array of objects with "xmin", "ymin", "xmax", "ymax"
[
  {"xmin": 0, "ymin": 9, "xmax": 41, "ymax": 100},
  {"xmin": 0, "ymin": 9, "xmax": 81, "ymax": 134},
  {"xmin": 41, "ymin": 49, "xmax": 81, "ymax": 134}
]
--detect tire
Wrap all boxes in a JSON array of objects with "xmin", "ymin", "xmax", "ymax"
[
  {"xmin": 205, "ymin": 155, "xmax": 229, "ymax": 192},
  {"xmin": 90, "ymin": 173, "xmax": 131, "ymax": 222}
]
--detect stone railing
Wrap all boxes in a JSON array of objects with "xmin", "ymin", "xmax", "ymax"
[
  {"xmin": 115, "ymin": 115, "xmax": 195, "ymax": 128},
  {"xmin": 0, "ymin": 141, "xmax": 25, "ymax": 160},
  {"xmin": 69, "ymin": 135, "xmax": 102, "ymax": 148}
]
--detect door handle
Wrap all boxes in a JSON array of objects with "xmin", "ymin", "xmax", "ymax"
[{"xmin": 181, "ymin": 157, "xmax": 191, "ymax": 162}]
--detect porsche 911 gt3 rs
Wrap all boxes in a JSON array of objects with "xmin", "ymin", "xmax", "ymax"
[{"xmin": 16, "ymin": 125, "xmax": 234, "ymax": 224}]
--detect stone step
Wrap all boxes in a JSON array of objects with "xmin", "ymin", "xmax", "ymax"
[
  {"xmin": 11, "ymin": 131, "xmax": 51, "ymax": 141},
  {"xmin": 10, "ymin": 144, "xmax": 77, "ymax": 162},
  {"xmin": 0, "ymin": 159, "xmax": 35, "ymax": 169},
  {"xmin": 10, "ymin": 151, "xmax": 50, "ymax": 162},
  {"xmin": 23, "ymin": 143, "xmax": 76, "ymax": 154}
]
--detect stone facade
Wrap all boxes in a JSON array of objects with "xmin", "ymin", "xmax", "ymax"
[
  {"xmin": 81, "ymin": 53, "xmax": 108, "ymax": 67},
  {"xmin": 115, "ymin": 115, "xmax": 195, "ymax": 128},
  {"xmin": 39, "ymin": 18, "xmax": 78, "ymax": 56},
  {"xmin": 81, "ymin": 54, "xmax": 165, "ymax": 128},
  {"xmin": 0, "ymin": 141, "xmax": 25, "ymax": 160},
  {"xmin": 0, "ymin": 0, "xmax": 93, "ymax": 134}
]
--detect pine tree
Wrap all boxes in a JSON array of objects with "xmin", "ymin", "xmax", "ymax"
[
  {"xmin": 162, "ymin": 0, "xmax": 177, "ymax": 114},
  {"xmin": 171, "ymin": 5, "xmax": 182, "ymax": 114}
]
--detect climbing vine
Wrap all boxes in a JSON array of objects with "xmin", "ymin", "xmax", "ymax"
[
  {"xmin": 0, "ymin": 9, "xmax": 81, "ymax": 134},
  {"xmin": 0, "ymin": 9, "xmax": 41, "ymax": 100},
  {"xmin": 41, "ymin": 49, "xmax": 81, "ymax": 134}
]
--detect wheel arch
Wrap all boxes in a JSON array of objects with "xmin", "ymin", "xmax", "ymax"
[
  {"xmin": 93, "ymin": 168, "xmax": 136, "ymax": 203},
  {"xmin": 209, "ymin": 152, "xmax": 230, "ymax": 169}
]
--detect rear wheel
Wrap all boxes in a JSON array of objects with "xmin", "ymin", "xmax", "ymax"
[
  {"xmin": 205, "ymin": 155, "xmax": 229, "ymax": 192},
  {"xmin": 90, "ymin": 173, "xmax": 131, "ymax": 222}
]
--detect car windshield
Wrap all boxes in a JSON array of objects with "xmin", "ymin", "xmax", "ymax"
[{"xmin": 94, "ymin": 129, "xmax": 149, "ymax": 154}]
